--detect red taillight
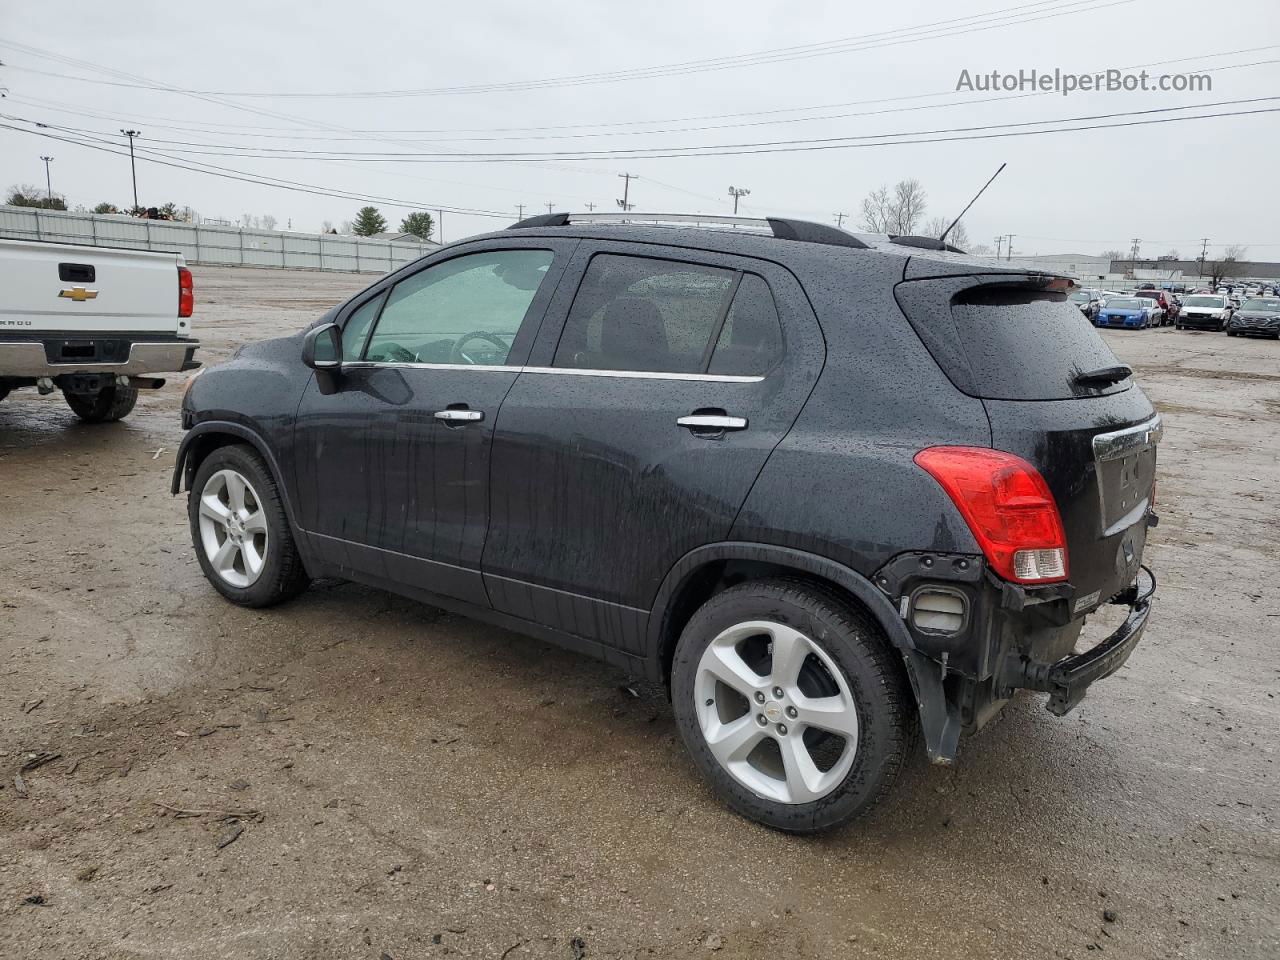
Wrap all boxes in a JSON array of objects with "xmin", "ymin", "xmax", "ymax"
[
  {"xmin": 914, "ymin": 446, "xmax": 1068, "ymax": 584},
  {"xmin": 178, "ymin": 266, "xmax": 194, "ymax": 319}
]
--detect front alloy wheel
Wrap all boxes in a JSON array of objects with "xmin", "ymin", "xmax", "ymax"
[
  {"xmin": 197, "ymin": 468, "xmax": 269, "ymax": 588},
  {"xmin": 187, "ymin": 443, "xmax": 309, "ymax": 607}
]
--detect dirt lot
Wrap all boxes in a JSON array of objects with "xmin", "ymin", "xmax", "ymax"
[{"xmin": 2, "ymin": 265, "xmax": 1277, "ymax": 959}]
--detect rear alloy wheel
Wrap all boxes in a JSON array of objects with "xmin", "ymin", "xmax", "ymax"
[
  {"xmin": 63, "ymin": 384, "xmax": 138, "ymax": 422},
  {"xmin": 671, "ymin": 580, "xmax": 913, "ymax": 832},
  {"xmin": 189, "ymin": 444, "xmax": 308, "ymax": 607}
]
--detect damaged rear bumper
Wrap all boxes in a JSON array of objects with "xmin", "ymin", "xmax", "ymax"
[{"xmin": 1005, "ymin": 566, "xmax": 1155, "ymax": 716}]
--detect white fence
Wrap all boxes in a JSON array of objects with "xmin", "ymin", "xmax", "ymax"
[{"xmin": 0, "ymin": 206, "xmax": 436, "ymax": 274}]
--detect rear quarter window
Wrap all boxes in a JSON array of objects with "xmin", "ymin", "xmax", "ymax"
[{"xmin": 897, "ymin": 280, "xmax": 1127, "ymax": 401}]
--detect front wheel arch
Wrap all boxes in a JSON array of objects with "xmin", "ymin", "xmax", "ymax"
[{"xmin": 173, "ymin": 422, "xmax": 300, "ymax": 532}]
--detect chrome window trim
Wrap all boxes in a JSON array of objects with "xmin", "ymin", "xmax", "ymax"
[
  {"xmin": 342, "ymin": 361, "xmax": 514, "ymax": 373},
  {"xmin": 522, "ymin": 365, "xmax": 763, "ymax": 383},
  {"xmin": 337, "ymin": 360, "xmax": 763, "ymax": 383}
]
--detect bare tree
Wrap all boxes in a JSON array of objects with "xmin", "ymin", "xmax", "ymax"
[
  {"xmin": 859, "ymin": 185, "xmax": 894, "ymax": 232},
  {"xmin": 321, "ymin": 220, "xmax": 334, "ymax": 233},
  {"xmin": 924, "ymin": 215, "xmax": 969, "ymax": 249},
  {"xmin": 892, "ymin": 179, "xmax": 927, "ymax": 234},
  {"xmin": 968, "ymin": 242, "xmax": 993, "ymax": 256},
  {"xmin": 1223, "ymin": 244, "xmax": 1248, "ymax": 262},
  {"xmin": 1162, "ymin": 249, "xmax": 1180, "ymax": 260},
  {"xmin": 859, "ymin": 179, "xmax": 928, "ymax": 234},
  {"xmin": 262, "ymin": 214, "xmax": 278, "ymax": 231},
  {"xmin": 1100, "ymin": 249, "xmax": 1125, "ymax": 261}
]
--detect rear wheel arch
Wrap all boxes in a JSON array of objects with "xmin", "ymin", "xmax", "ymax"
[
  {"xmin": 648, "ymin": 542, "xmax": 974, "ymax": 764},
  {"xmin": 648, "ymin": 543, "xmax": 917, "ymax": 689}
]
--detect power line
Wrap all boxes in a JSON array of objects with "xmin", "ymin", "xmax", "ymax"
[
  {"xmin": 0, "ymin": 1, "xmax": 1128, "ymax": 99},
  {"xmin": 0, "ymin": 122, "xmax": 515, "ymax": 216},
  {"xmin": 8, "ymin": 42, "xmax": 1274, "ymax": 140},
  {"xmin": 11, "ymin": 96, "xmax": 1273, "ymax": 162}
]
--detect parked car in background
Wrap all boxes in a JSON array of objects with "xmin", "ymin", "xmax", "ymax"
[
  {"xmin": 1097, "ymin": 297, "xmax": 1158, "ymax": 329},
  {"xmin": 1226, "ymin": 297, "xmax": 1280, "ymax": 339},
  {"xmin": 1069, "ymin": 289, "xmax": 1104, "ymax": 321},
  {"xmin": 0, "ymin": 238, "xmax": 199, "ymax": 420},
  {"xmin": 1134, "ymin": 296, "xmax": 1166, "ymax": 326},
  {"xmin": 172, "ymin": 212, "xmax": 1159, "ymax": 832},
  {"xmin": 1176, "ymin": 294, "xmax": 1233, "ymax": 331}
]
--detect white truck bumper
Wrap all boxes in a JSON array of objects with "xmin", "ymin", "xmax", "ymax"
[{"xmin": 0, "ymin": 338, "xmax": 200, "ymax": 378}]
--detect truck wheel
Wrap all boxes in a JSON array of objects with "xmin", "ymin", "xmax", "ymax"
[
  {"xmin": 670, "ymin": 579, "xmax": 914, "ymax": 833},
  {"xmin": 63, "ymin": 384, "xmax": 138, "ymax": 423},
  {"xmin": 188, "ymin": 443, "xmax": 309, "ymax": 607}
]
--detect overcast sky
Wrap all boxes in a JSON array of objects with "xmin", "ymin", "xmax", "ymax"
[{"xmin": 2, "ymin": 0, "xmax": 1277, "ymax": 258}]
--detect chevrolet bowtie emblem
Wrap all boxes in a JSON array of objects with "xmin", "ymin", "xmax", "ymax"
[{"xmin": 59, "ymin": 287, "xmax": 98, "ymax": 302}]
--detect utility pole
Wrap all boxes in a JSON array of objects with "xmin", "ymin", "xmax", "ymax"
[
  {"xmin": 39, "ymin": 156, "xmax": 54, "ymax": 203},
  {"xmin": 585, "ymin": 202, "xmax": 596, "ymax": 212},
  {"xmin": 1005, "ymin": 234, "xmax": 1015, "ymax": 260},
  {"xmin": 994, "ymin": 235, "xmax": 1004, "ymax": 259},
  {"xmin": 728, "ymin": 185, "xmax": 750, "ymax": 215},
  {"xmin": 546, "ymin": 202, "xmax": 555, "ymax": 214},
  {"xmin": 833, "ymin": 212, "xmax": 847, "ymax": 228},
  {"xmin": 120, "ymin": 129, "xmax": 140, "ymax": 211},
  {"xmin": 437, "ymin": 208, "xmax": 443, "ymax": 244},
  {"xmin": 617, "ymin": 172, "xmax": 637, "ymax": 212},
  {"xmin": 515, "ymin": 204, "xmax": 525, "ymax": 220},
  {"xmin": 1198, "ymin": 237, "xmax": 1210, "ymax": 280},
  {"xmin": 1129, "ymin": 237, "xmax": 1142, "ymax": 278}
]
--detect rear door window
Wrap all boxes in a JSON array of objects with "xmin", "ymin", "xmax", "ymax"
[
  {"xmin": 897, "ymin": 281, "xmax": 1127, "ymax": 401},
  {"xmin": 552, "ymin": 254, "xmax": 736, "ymax": 373}
]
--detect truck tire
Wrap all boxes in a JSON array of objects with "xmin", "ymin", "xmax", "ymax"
[
  {"xmin": 188, "ymin": 443, "xmax": 309, "ymax": 608},
  {"xmin": 64, "ymin": 384, "xmax": 138, "ymax": 423},
  {"xmin": 670, "ymin": 579, "xmax": 914, "ymax": 833}
]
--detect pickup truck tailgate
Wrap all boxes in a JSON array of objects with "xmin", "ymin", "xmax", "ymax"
[{"xmin": 0, "ymin": 241, "xmax": 181, "ymax": 335}]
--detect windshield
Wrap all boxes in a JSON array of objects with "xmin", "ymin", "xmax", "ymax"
[
  {"xmin": 1106, "ymin": 298, "xmax": 1145, "ymax": 309},
  {"xmin": 1241, "ymin": 298, "xmax": 1280, "ymax": 312},
  {"xmin": 1069, "ymin": 291, "xmax": 1091, "ymax": 303},
  {"xmin": 1183, "ymin": 296, "xmax": 1224, "ymax": 307}
]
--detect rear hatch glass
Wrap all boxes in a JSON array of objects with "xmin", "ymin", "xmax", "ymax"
[{"xmin": 895, "ymin": 277, "xmax": 1130, "ymax": 401}]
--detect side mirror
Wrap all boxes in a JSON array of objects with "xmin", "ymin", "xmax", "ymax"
[{"xmin": 302, "ymin": 323, "xmax": 342, "ymax": 370}]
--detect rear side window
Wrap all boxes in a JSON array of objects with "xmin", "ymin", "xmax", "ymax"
[
  {"xmin": 708, "ymin": 274, "xmax": 784, "ymax": 375},
  {"xmin": 898, "ymin": 281, "xmax": 1126, "ymax": 401},
  {"xmin": 553, "ymin": 254, "xmax": 784, "ymax": 375}
]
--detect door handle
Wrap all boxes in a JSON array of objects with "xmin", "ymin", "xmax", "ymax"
[
  {"xmin": 434, "ymin": 408, "xmax": 484, "ymax": 423},
  {"xmin": 677, "ymin": 413, "xmax": 748, "ymax": 432}
]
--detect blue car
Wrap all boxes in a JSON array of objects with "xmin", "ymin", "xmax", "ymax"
[{"xmin": 1095, "ymin": 297, "xmax": 1156, "ymax": 329}]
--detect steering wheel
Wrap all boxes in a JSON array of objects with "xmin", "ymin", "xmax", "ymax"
[
  {"xmin": 450, "ymin": 331, "xmax": 510, "ymax": 365},
  {"xmin": 373, "ymin": 342, "xmax": 418, "ymax": 364}
]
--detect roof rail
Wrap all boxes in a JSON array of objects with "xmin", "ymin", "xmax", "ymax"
[
  {"xmin": 889, "ymin": 235, "xmax": 967, "ymax": 254},
  {"xmin": 509, "ymin": 211, "xmax": 869, "ymax": 250}
]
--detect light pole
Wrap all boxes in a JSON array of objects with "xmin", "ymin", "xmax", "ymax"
[
  {"xmin": 121, "ymin": 129, "xmax": 140, "ymax": 211},
  {"xmin": 39, "ymin": 156, "xmax": 54, "ymax": 204},
  {"xmin": 728, "ymin": 185, "xmax": 750, "ymax": 215}
]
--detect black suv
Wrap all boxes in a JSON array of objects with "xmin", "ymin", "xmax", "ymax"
[{"xmin": 174, "ymin": 213, "xmax": 1159, "ymax": 832}]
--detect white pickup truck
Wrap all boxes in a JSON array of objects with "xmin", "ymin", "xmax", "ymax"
[{"xmin": 0, "ymin": 238, "xmax": 200, "ymax": 421}]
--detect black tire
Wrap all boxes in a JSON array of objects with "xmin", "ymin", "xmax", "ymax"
[
  {"xmin": 670, "ymin": 579, "xmax": 915, "ymax": 833},
  {"xmin": 63, "ymin": 384, "xmax": 138, "ymax": 422},
  {"xmin": 1227, "ymin": 330, "xmax": 1237, "ymax": 337},
  {"xmin": 188, "ymin": 443, "xmax": 309, "ymax": 607}
]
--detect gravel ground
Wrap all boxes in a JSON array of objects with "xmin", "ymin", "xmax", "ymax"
[{"xmin": 1, "ymin": 265, "xmax": 1277, "ymax": 960}]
